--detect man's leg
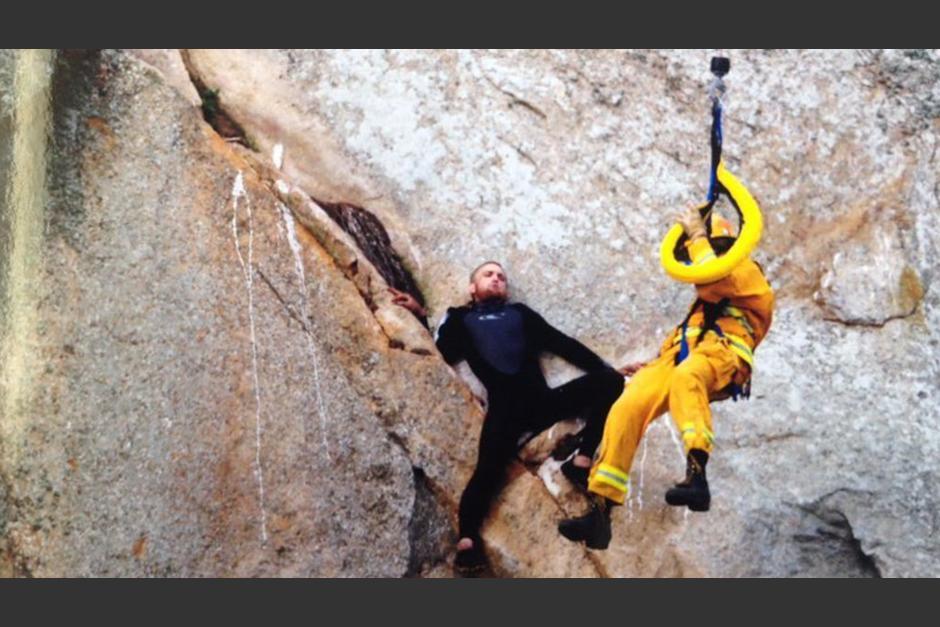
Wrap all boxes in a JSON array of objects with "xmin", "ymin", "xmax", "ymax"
[
  {"xmin": 585, "ymin": 354, "xmax": 674, "ymax": 504},
  {"xmin": 668, "ymin": 336, "xmax": 739, "ymax": 456},
  {"xmin": 534, "ymin": 368, "xmax": 625, "ymax": 487},
  {"xmin": 548, "ymin": 368, "xmax": 625, "ymax": 455},
  {"xmin": 456, "ymin": 402, "xmax": 520, "ymax": 571},
  {"xmin": 665, "ymin": 335, "xmax": 741, "ymax": 511},
  {"xmin": 558, "ymin": 354, "xmax": 675, "ymax": 548}
]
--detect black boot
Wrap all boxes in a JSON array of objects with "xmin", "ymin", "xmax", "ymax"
[
  {"xmin": 557, "ymin": 496, "xmax": 613, "ymax": 549},
  {"xmin": 665, "ymin": 449, "xmax": 710, "ymax": 512},
  {"xmin": 454, "ymin": 536, "xmax": 488, "ymax": 576}
]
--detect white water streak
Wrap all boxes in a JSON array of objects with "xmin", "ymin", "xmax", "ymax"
[
  {"xmin": 637, "ymin": 429, "xmax": 649, "ymax": 510},
  {"xmin": 231, "ymin": 172, "xmax": 268, "ymax": 545},
  {"xmin": 662, "ymin": 419, "xmax": 690, "ymax": 521},
  {"xmin": 537, "ymin": 458, "xmax": 565, "ymax": 498},
  {"xmin": 664, "ymin": 417, "xmax": 687, "ymax": 463},
  {"xmin": 279, "ymin": 202, "xmax": 331, "ymax": 461}
]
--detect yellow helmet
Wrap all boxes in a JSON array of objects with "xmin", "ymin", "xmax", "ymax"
[{"xmin": 707, "ymin": 213, "xmax": 736, "ymax": 239}]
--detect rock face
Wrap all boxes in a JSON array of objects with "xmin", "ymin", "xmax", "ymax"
[
  {"xmin": 814, "ymin": 218, "xmax": 924, "ymax": 326},
  {"xmin": 2, "ymin": 49, "xmax": 939, "ymax": 577}
]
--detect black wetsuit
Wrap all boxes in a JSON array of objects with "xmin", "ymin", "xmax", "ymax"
[{"xmin": 434, "ymin": 299, "xmax": 624, "ymax": 543}]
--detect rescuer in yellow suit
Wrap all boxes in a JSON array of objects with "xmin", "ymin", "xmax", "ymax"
[{"xmin": 558, "ymin": 204, "xmax": 774, "ymax": 549}]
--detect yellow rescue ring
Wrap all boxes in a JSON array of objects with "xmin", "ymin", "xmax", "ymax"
[{"xmin": 659, "ymin": 162, "xmax": 762, "ymax": 284}]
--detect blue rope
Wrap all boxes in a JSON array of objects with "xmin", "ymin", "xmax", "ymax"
[{"xmin": 707, "ymin": 100, "xmax": 723, "ymax": 202}]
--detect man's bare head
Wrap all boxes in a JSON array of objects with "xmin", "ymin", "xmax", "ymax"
[{"xmin": 468, "ymin": 261, "xmax": 508, "ymax": 303}]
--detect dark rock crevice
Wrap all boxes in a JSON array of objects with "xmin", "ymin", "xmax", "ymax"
[
  {"xmin": 270, "ymin": 177, "xmax": 435, "ymax": 358},
  {"xmin": 404, "ymin": 466, "xmax": 455, "ymax": 577},
  {"xmin": 179, "ymin": 50, "xmax": 251, "ymax": 148},
  {"xmin": 314, "ymin": 200, "xmax": 427, "ymax": 318},
  {"xmin": 368, "ymin": 424, "xmax": 457, "ymax": 578},
  {"xmin": 790, "ymin": 488, "xmax": 882, "ymax": 578}
]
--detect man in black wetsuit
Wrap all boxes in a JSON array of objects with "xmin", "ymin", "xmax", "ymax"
[{"xmin": 391, "ymin": 261, "xmax": 627, "ymax": 574}]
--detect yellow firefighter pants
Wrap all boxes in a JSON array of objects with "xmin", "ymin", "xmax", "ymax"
[{"xmin": 588, "ymin": 333, "xmax": 743, "ymax": 504}]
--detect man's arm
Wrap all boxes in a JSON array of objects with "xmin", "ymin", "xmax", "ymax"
[
  {"xmin": 518, "ymin": 304, "xmax": 611, "ymax": 373},
  {"xmin": 618, "ymin": 362, "xmax": 646, "ymax": 377},
  {"xmin": 389, "ymin": 287, "xmax": 429, "ymax": 329},
  {"xmin": 675, "ymin": 204, "xmax": 749, "ymax": 303},
  {"xmin": 433, "ymin": 308, "xmax": 465, "ymax": 365},
  {"xmin": 389, "ymin": 288, "xmax": 465, "ymax": 364}
]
